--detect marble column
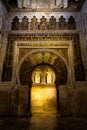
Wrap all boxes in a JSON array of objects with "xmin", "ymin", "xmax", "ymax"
[
  {"xmin": 0, "ymin": 18, "xmax": 2, "ymax": 49},
  {"xmin": 0, "ymin": 34, "xmax": 1, "ymax": 49},
  {"xmin": 85, "ymin": 33, "xmax": 87, "ymax": 48},
  {"xmin": 0, "ymin": 18, "xmax": 2, "ymax": 31},
  {"xmin": 63, "ymin": 0, "xmax": 68, "ymax": 8},
  {"xmin": 17, "ymin": 0, "xmax": 22, "ymax": 8},
  {"xmin": 56, "ymin": 0, "xmax": 63, "ymax": 7},
  {"xmin": 18, "ymin": 0, "xmax": 31, "ymax": 8},
  {"xmin": 22, "ymin": 0, "xmax": 30, "ymax": 8},
  {"xmin": 56, "ymin": 0, "xmax": 68, "ymax": 8}
]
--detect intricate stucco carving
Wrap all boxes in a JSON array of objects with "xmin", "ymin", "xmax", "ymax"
[
  {"xmin": 2, "ymin": 0, "xmax": 85, "ymax": 12},
  {"xmin": 30, "ymin": 16, "xmax": 38, "ymax": 30},
  {"xmin": 20, "ymin": 16, "xmax": 29, "ymax": 30},
  {"xmin": 11, "ymin": 15, "xmax": 76, "ymax": 30},
  {"xmin": 11, "ymin": 16, "xmax": 20, "ymax": 30},
  {"xmin": 1, "ymin": 33, "xmax": 86, "ymax": 83},
  {"xmin": 18, "ymin": 47, "xmax": 68, "ymax": 64},
  {"xmin": 2, "ymin": 37, "xmax": 14, "ymax": 81},
  {"xmin": 58, "ymin": 16, "xmax": 67, "ymax": 30},
  {"xmin": 19, "ymin": 57, "xmax": 33, "ymax": 85},
  {"xmin": 68, "ymin": 16, "xmax": 76, "ymax": 30},
  {"xmin": 49, "ymin": 16, "xmax": 57, "ymax": 30},
  {"xmin": 19, "ymin": 51, "xmax": 68, "ymax": 86},
  {"xmin": 40, "ymin": 16, "xmax": 47, "ymax": 30},
  {"xmin": 13, "ymin": 0, "xmax": 80, "ymax": 9}
]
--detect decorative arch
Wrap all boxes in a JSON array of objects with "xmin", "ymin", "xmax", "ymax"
[{"xmin": 18, "ymin": 49, "xmax": 68, "ymax": 86}]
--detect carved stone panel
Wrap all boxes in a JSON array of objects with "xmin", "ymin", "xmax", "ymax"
[
  {"xmin": 1, "ymin": 34, "xmax": 86, "ymax": 82},
  {"xmin": 49, "ymin": 16, "xmax": 57, "ymax": 30},
  {"xmin": 11, "ymin": 16, "xmax": 76, "ymax": 30},
  {"xmin": 21, "ymin": 16, "xmax": 29, "ymax": 30},
  {"xmin": 11, "ymin": 16, "xmax": 20, "ymax": 30},
  {"xmin": 68, "ymin": 16, "xmax": 76, "ymax": 30},
  {"xmin": 39, "ymin": 16, "xmax": 47, "ymax": 30},
  {"xmin": 30, "ymin": 16, "xmax": 38, "ymax": 30},
  {"xmin": 58, "ymin": 16, "xmax": 67, "ymax": 30},
  {"xmin": 19, "ymin": 57, "xmax": 33, "ymax": 85},
  {"xmin": 2, "ymin": 38, "xmax": 14, "ymax": 81}
]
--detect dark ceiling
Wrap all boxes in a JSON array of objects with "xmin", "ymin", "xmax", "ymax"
[{"xmin": 1, "ymin": 0, "xmax": 85, "ymax": 12}]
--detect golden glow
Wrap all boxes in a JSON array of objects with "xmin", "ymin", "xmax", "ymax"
[
  {"xmin": 32, "ymin": 65, "xmax": 56, "ymax": 84},
  {"xmin": 31, "ymin": 65, "xmax": 57, "ymax": 113},
  {"xmin": 31, "ymin": 84, "xmax": 57, "ymax": 113}
]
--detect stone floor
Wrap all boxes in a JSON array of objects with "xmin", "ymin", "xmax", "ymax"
[{"xmin": 0, "ymin": 114, "xmax": 87, "ymax": 130}]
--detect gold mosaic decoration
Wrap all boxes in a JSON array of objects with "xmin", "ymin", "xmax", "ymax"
[
  {"xmin": 20, "ymin": 51, "xmax": 67, "ymax": 85},
  {"xmin": 1, "ymin": 33, "xmax": 86, "ymax": 84}
]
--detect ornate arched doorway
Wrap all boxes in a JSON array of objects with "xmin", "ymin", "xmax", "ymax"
[
  {"xmin": 19, "ymin": 49, "xmax": 68, "ymax": 114},
  {"xmin": 31, "ymin": 64, "xmax": 57, "ymax": 113}
]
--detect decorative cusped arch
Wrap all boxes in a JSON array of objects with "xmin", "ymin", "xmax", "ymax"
[{"xmin": 18, "ymin": 49, "xmax": 68, "ymax": 86}]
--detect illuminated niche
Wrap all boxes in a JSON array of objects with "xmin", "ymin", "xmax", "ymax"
[
  {"xmin": 31, "ymin": 65, "xmax": 57, "ymax": 113},
  {"xmin": 32, "ymin": 65, "xmax": 56, "ymax": 85}
]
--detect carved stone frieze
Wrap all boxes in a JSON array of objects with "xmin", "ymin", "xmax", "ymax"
[
  {"xmin": 11, "ymin": 15, "xmax": 76, "ymax": 30},
  {"xmin": 68, "ymin": 16, "xmax": 76, "ymax": 30},
  {"xmin": 11, "ymin": 16, "xmax": 20, "ymax": 30},
  {"xmin": 40, "ymin": 16, "xmax": 47, "ymax": 30},
  {"xmin": 30, "ymin": 16, "xmax": 38, "ymax": 30},
  {"xmin": 49, "ymin": 16, "xmax": 57, "ymax": 30},
  {"xmin": 58, "ymin": 16, "xmax": 67, "ymax": 30},
  {"xmin": 20, "ymin": 16, "xmax": 29, "ymax": 30}
]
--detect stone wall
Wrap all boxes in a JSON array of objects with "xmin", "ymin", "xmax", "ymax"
[
  {"xmin": 18, "ymin": 85, "xmax": 29, "ymax": 116},
  {"xmin": 58, "ymin": 83, "xmax": 87, "ymax": 117},
  {"xmin": 0, "ymin": 32, "xmax": 86, "ymax": 116},
  {"xmin": 0, "ymin": 83, "xmax": 87, "ymax": 117},
  {"xmin": 0, "ymin": 0, "xmax": 87, "ymax": 117},
  {"xmin": 0, "ymin": 83, "xmax": 19, "ymax": 116}
]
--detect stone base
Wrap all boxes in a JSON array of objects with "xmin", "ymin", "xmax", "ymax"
[{"xmin": 0, "ymin": 83, "xmax": 87, "ymax": 116}]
